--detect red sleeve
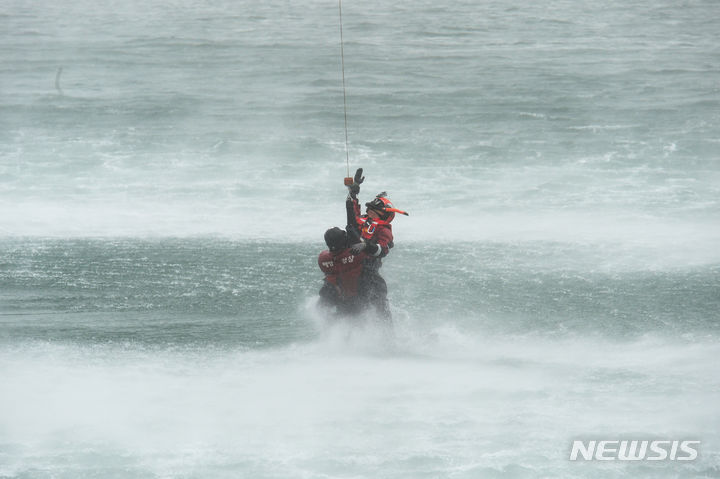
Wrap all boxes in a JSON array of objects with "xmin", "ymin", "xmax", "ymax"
[
  {"xmin": 318, "ymin": 250, "xmax": 335, "ymax": 275},
  {"xmin": 374, "ymin": 226, "xmax": 394, "ymax": 257}
]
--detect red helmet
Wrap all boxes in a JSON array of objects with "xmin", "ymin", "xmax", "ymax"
[{"xmin": 365, "ymin": 192, "xmax": 408, "ymax": 223}]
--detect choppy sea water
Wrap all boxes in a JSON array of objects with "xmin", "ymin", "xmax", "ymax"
[{"xmin": 1, "ymin": 0, "xmax": 719, "ymax": 477}]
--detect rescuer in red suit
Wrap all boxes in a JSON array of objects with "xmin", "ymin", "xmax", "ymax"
[
  {"xmin": 318, "ymin": 168, "xmax": 408, "ymax": 320},
  {"xmin": 318, "ymin": 226, "xmax": 370, "ymax": 316}
]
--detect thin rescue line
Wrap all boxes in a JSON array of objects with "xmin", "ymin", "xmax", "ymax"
[{"xmin": 338, "ymin": 0, "xmax": 350, "ymax": 177}]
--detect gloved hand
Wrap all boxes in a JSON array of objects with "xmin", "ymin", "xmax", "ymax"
[
  {"xmin": 365, "ymin": 240, "xmax": 379, "ymax": 256},
  {"xmin": 347, "ymin": 168, "xmax": 364, "ymax": 198},
  {"xmin": 351, "ymin": 240, "xmax": 379, "ymax": 255},
  {"xmin": 354, "ymin": 168, "xmax": 364, "ymax": 185},
  {"xmin": 350, "ymin": 241, "xmax": 366, "ymax": 254}
]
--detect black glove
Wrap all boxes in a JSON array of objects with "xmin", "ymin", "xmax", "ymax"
[
  {"xmin": 351, "ymin": 240, "xmax": 379, "ymax": 255},
  {"xmin": 350, "ymin": 241, "xmax": 366, "ymax": 254},
  {"xmin": 354, "ymin": 168, "xmax": 364, "ymax": 185},
  {"xmin": 365, "ymin": 240, "xmax": 379, "ymax": 256},
  {"xmin": 347, "ymin": 168, "xmax": 364, "ymax": 198}
]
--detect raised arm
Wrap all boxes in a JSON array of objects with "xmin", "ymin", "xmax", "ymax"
[{"xmin": 345, "ymin": 168, "xmax": 364, "ymax": 243}]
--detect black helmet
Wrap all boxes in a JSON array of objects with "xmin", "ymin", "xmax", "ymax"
[
  {"xmin": 324, "ymin": 227, "xmax": 347, "ymax": 252},
  {"xmin": 364, "ymin": 192, "xmax": 390, "ymax": 220},
  {"xmin": 365, "ymin": 191, "xmax": 409, "ymax": 222}
]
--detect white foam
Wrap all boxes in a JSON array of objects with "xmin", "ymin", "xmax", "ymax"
[{"xmin": 2, "ymin": 330, "xmax": 718, "ymax": 476}]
